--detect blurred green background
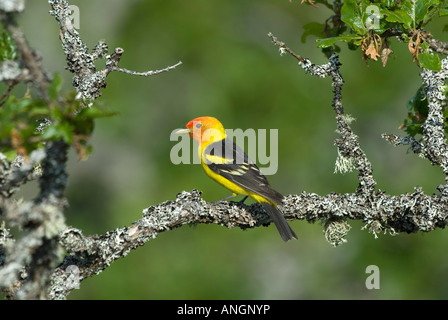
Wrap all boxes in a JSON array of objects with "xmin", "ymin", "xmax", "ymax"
[{"xmin": 6, "ymin": 0, "xmax": 448, "ymax": 299}]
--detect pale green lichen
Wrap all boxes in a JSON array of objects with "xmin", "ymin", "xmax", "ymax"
[
  {"xmin": 334, "ymin": 149, "xmax": 355, "ymax": 174},
  {"xmin": 341, "ymin": 114, "xmax": 356, "ymax": 125},
  {"xmin": 324, "ymin": 218, "xmax": 351, "ymax": 247}
]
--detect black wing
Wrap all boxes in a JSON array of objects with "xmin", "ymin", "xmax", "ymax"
[{"xmin": 203, "ymin": 138, "xmax": 284, "ymax": 205}]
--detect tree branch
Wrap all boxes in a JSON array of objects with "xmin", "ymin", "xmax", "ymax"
[
  {"xmin": 423, "ymin": 37, "xmax": 448, "ymax": 56},
  {"xmin": 1, "ymin": 0, "xmax": 184, "ymax": 299},
  {"xmin": 381, "ymin": 133, "xmax": 424, "ymax": 154},
  {"xmin": 0, "ymin": 140, "xmax": 69, "ymax": 299},
  {"xmin": 0, "ymin": 1, "xmax": 70, "ymax": 299},
  {"xmin": 0, "ymin": 150, "xmax": 44, "ymax": 198},
  {"xmin": 47, "ymin": 186, "xmax": 448, "ymax": 298},
  {"xmin": 420, "ymin": 57, "xmax": 448, "ymax": 177}
]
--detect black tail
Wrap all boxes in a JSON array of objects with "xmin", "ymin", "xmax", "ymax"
[{"xmin": 261, "ymin": 202, "xmax": 297, "ymax": 242}]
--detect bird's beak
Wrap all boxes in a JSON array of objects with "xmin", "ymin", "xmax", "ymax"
[{"xmin": 174, "ymin": 128, "xmax": 192, "ymax": 135}]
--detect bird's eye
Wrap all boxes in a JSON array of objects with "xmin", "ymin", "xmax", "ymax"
[{"xmin": 195, "ymin": 123, "xmax": 202, "ymax": 129}]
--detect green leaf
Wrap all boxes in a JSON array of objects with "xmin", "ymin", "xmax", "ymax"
[
  {"xmin": 3, "ymin": 150, "xmax": 18, "ymax": 162},
  {"xmin": 407, "ymin": 85, "xmax": 427, "ymax": 116},
  {"xmin": 401, "ymin": 85, "xmax": 428, "ymax": 137},
  {"xmin": 415, "ymin": 0, "xmax": 439, "ymax": 23},
  {"xmin": 381, "ymin": 0, "xmax": 395, "ymax": 7},
  {"xmin": 440, "ymin": 2, "xmax": 448, "ymax": 16},
  {"xmin": 49, "ymin": 102, "xmax": 64, "ymax": 121},
  {"xmin": 302, "ymin": 22, "xmax": 326, "ymax": 43},
  {"xmin": 48, "ymin": 74, "xmax": 63, "ymax": 101},
  {"xmin": 77, "ymin": 105, "xmax": 118, "ymax": 119},
  {"xmin": 0, "ymin": 94, "xmax": 50, "ymax": 155},
  {"xmin": 41, "ymin": 122, "xmax": 74, "ymax": 144},
  {"xmin": 382, "ymin": 9, "xmax": 414, "ymax": 28},
  {"xmin": 442, "ymin": 85, "xmax": 448, "ymax": 96},
  {"xmin": 384, "ymin": 0, "xmax": 442, "ymax": 30},
  {"xmin": 418, "ymin": 52, "xmax": 442, "ymax": 71},
  {"xmin": 0, "ymin": 31, "xmax": 18, "ymax": 61},
  {"xmin": 399, "ymin": 0, "xmax": 439, "ymax": 28},
  {"xmin": 316, "ymin": 34, "xmax": 362, "ymax": 48},
  {"xmin": 341, "ymin": 0, "xmax": 368, "ymax": 35},
  {"xmin": 402, "ymin": 0, "xmax": 416, "ymax": 28}
]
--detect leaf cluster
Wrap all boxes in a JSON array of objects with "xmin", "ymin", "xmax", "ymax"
[
  {"xmin": 302, "ymin": 0, "xmax": 447, "ymax": 70},
  {"xmin": 0, "ymin": 31, "xmax": 17, "ymax": 62},
  {"xmin": 301, "ymin": 0, "xmax": 447, "ymax": 140},
  {"xmin": 0, "ymin": 74, "xmax": 116, "ymax": 161}
]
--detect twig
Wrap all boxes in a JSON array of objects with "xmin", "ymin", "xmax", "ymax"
[
  {"xmin": 379, "ymin": 28, "xmax": 448, "ymax": 55},
  {"xmin": 267, "ymin": 32, "xmax": 306, "ymax": 63},
  {"xmin": 424, "ymin": 38, "xmax": 448, "ymax": 55},
  {"xmin": 111, "ymin": 61, "xmax": 183, "ymax": 77},
  {"xmin": 0, "ymin": 150, "xmax": 44, "ymax": 197},
  {"xmin": 0, "ymin": 80, "xmax": 18, "ymax": 106},
  {"xmin": 103, "ymin": 47, "xmax": 182, "ymax": 77},
  {"xmin": 381, "ymin": 133, "xmax": 424, "ymax": 154}
]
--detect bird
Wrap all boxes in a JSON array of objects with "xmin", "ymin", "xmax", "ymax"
[{"xmin": 175, "ymin": 116, "xmax": 297, "ymax": 242}]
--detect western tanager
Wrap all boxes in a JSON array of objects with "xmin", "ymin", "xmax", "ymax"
[{"xmin": 175, "ymin": 116, "xmax": 297, "ymax": 242}]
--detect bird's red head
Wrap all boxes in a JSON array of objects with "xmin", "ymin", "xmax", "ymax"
[{"xmin": 183, "ymin": 116, "xmax": 226, "ymax": 144}]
